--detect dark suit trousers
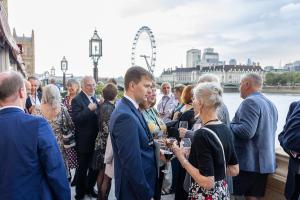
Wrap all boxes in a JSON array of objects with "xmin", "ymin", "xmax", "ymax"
[{"xmin": 75, "ymin": 152, "xmax": 98, "ymax": 196}]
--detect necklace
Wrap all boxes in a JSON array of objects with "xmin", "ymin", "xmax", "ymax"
[{"xmin": 203, "ymin": 119, "xmax": 219, "ymax": 126}]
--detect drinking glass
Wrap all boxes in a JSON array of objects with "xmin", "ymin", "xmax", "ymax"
[
  {"xmin": 179, "ymin": 121, "xmax": 188, "ymax": 129},
  {"xmin": 160, "ymin": 146, "xmax": 174, "ymax": 173},
  {"xmin": 181, "ymin": 138, "xmax": 191, "ymax": 157}
]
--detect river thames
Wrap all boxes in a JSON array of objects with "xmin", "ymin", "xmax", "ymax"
[{"xmin": 223, "ymin": 92, "xmax": 300, "ymax": 148}]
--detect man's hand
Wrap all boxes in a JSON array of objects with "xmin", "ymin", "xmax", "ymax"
[
  {"xmin": 88, "ymin": 103, "xmax": 97, "ymax": 111},
  {"xmin": 178, "ymin": 127, "xmax": 187, "ymax": 138}
]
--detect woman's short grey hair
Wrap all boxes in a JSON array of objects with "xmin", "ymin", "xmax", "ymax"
[
  {"xmin": 193, "ymin": 82, "xmax": 223, "ymax": 109},
  {"xmin": 198, "ymin": 74, "xmax": 220, "ymax": 83},
  {"xmin": 42, "ymin": 84, "xmax": 61, "ymax": 108},
  {"xmin": 67, "ymin": 78, "xmax": 80, "ymax": 94}
]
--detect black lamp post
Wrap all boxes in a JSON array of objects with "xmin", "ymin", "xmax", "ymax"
[
  {"xmin": 50, "ymin": 66, "xmax": 55, "ymax": 76},
  {"xmin": 44, "ymin": 71, "xmax": 50, "ymax": 85},
  {"xmin": 61, "ymin": 56, "xmax": 68, "ymax": 90},
  {"xmin": 89, "ymin": 30, "xmax": 102, "ymax": 83}
]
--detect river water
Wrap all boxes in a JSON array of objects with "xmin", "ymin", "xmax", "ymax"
[{"xmin": 223, "ymin": 92, "xmax": 300, "ymax": 148}]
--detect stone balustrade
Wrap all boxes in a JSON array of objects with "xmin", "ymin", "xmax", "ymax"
[{"xmin": 263, "ymin": 148, "xmax": 289, "ymax": 200}]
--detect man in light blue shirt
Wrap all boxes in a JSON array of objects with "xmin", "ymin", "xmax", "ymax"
[{"xmin": 230, "ymin": 73, "xmax": 278, "ymax": 200}]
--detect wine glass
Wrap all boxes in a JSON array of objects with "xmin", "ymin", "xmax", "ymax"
[
  {"xmin": 179, "ymin": 121, "xmax": 188, "ymax": 129},
  {"xmin": 181, "ymin": 138, "xmax": 191, "ymax": 157},
  {"xmin": 160, "ymin": 146, "xmax": 174, "ymax": 173}
]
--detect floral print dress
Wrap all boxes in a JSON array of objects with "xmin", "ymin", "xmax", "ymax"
[
  {"xmin": 92, "ymin": 100, "xmax": 115, "ymax": 170},
  {"xmin": 34, "ymin": 105, "xmax": 77, "ymax": 176}
]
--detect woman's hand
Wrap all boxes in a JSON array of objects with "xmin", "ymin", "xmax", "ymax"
[
  {"xmin": 171, "ymin": 142, "xmax": 186, "ymax": 161},
  {"xmin": 172, "ymin": 111, "xmax": 181, "ymax": 120},
  {"xmin": 178, "ymin": 127, "xmax": 187, "ymax": 138}
]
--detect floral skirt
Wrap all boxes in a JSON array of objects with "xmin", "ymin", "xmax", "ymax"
[{"xmin": 188, "ymin": 179, "xmax": 229, "ymax": 200}]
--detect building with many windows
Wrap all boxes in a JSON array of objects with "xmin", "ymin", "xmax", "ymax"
[
  {"xmin": 160, "ymin": 64, "xmax": 264, "ymax": 85},
  {"xmin": 0, "ymin": 0, "xmax": 26, "ymax": 76},
  {"xmin": 13, "ymin": 29, "xmax": 35, "ymax": 76},
  {"xmin": 201, "ymin": 48, "xmax": 219, "ymax": 66},
  {"xmin": 186, "ymin": 49, "xmax": 201, "ymax": 68}
]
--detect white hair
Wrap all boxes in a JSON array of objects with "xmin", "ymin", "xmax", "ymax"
[
  {"xmin": 80, "ymin": 76, "xmax": 94, "ymax": 88},
  {"xmin": 193, "ymin": 82, "xmax": 223, "ymax": 109},
  {"xmin": 161, "ymin": 82, "xmax": 171, "ymax": 89},
  {"xmin": 42, "ymin": 84, "xmax": 61, "ymax": 108},
  {"xmin": 241, "ymin": 73, "xmax": 262, "ymax": 89},
  {"xmin": 198, "ymin": 73, "xmax": 220, "ymax": 83}
]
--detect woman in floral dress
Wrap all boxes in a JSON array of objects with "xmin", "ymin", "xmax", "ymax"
[
  {"xmin": 34, "ymin": 84, "xmax": 77, "ymax": 179},
  {"xmin": 92, "ymin": 83, "xmax": 118, "ymax": 200},
  {"xmin": 62, "ymin": 78, "xmax": 80, "ymax": 113}
]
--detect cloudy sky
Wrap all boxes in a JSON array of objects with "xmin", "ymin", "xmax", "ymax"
[{"xmin": 8, "ymin": 0, "xmax": 300, "ymax": 77}]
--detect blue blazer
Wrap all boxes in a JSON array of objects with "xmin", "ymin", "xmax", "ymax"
[
  {"xmin": 230, "ymin": 92, "xmax": 278, "ymax": 173},
  {"xmin": 0, "ymin": 107, "xmax": 70, "ymax": 200},
  {"xmin": 109, "ymin": 97, "xmax": 158, "ymax": 200},
  {"xmin": 278, "ymin": 101, "xmax": 300, "ymax": 199}
]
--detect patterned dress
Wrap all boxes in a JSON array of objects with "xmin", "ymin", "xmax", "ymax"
[
  {"xmin": 188, "ymin": 180, "xmax": 229, "ymax": 200},
  {"xmin": 142, "ymin": 108, "xmax": 167, "ymax": 138},
  {"xmin": 62, "ymin": 95, "xmax": 72, "ymax": 113},
  {"xmin": 34, "ymin": 105, "xmax": 77, "ymax": 176},
  {"xmin": 62, "ymin": 95, "xmax": 78, "ymax": 169},
  {"xmin": 92, "ymin": 100, "xmax": 115, "ymax": 170}
]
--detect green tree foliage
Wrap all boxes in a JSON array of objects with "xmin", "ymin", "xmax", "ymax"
[
  {"xmin": 95, "ymin": 82, "xmax": 124, "ymax": 100},
  {"xmin": 265, "ymin": 72, "xmax": 300, "ymax": 86}
]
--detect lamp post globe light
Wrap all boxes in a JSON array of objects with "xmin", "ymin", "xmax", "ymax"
[
  {"xmin": 44, "ymin": 71, "xmax": 50, "ymax": 85},
  {"xmin": 61, "ymin": 56, "xmax": 68, "ymax": 90},
  {"xmin": 89, "ymin": 30, "xmax": 102, "ymax": 83},
  {"xmin": 50, "ymin": 66, "xmax": 55, "ymax": 76}
]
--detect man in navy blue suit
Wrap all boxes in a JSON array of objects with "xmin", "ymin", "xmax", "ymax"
[
  {"xmin": 0, "ymin": 71, "xmax": 70, "ymax": 200},
  {"xmin": 110, "ymin": 66, "xmax": 158, "ymax": 200}
]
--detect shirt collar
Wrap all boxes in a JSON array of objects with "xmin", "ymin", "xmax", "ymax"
[
  {"xmin": 124, "ymin": 94, "xmax": 139, "ymax": 110},
  {"xmin": 0, "ymin": 105, "xmax": 25, "ymax": 112},
  {"xmin": 82, "ymin": 91, "xmax": 93, "ymax": 100},
  {"xmin": 163, "ymin": 93, "xmax": 172, "ymax": 98}
]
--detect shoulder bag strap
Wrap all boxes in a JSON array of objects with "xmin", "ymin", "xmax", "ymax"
[{"xmin": 201, "ymin": 127, "xmax": 227, "ymax": 176}]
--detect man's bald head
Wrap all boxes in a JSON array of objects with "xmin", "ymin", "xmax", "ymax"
[{"xmin": 0, "ymin": 71, "xmax": 25, "ymax": 102}]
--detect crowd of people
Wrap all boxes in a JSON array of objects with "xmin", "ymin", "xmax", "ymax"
[{"xmin": 0, "ymin": 67, "xmax": 299, "ymax": 200}]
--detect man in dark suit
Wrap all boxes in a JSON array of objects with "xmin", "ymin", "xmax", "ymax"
[
  {"xmin": 110, "ymin": 66, "xmax": 158, "ymax": 200},
  {"xmin": 25, "ymin": 76, "xmax": 42, "ymax": 113},
  {"xmin": 0, "ymin": 71, "xmax": 70, "ymax": 199},
  {"xmin": 279, "ymin": 101, "xmax": 300, "ymax": 200},
  {"xmin": 71, "ymin": 76, "xmax": 99, "ymax": 199}
]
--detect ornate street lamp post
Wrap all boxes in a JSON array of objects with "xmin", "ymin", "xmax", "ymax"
[
  {"xmin": 89, "ymin": 30, "xmax": 102, "ymax": 83},
  {"xmin": 61, "ymin": 56, "xmax": 68, "ymax": 90},
  {"xmin": 50, "ymin": 66, "xmax": 55, "ymax": 76}
]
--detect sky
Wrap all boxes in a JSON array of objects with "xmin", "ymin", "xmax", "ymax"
[{"xmin": 8, "ymin": 0, "xmax": 300, "ymax": 77}]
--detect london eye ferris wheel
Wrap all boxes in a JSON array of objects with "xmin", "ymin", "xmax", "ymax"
[{"xmin": 131, "ymin": 26, "xmax": 156, "ymax": 74}]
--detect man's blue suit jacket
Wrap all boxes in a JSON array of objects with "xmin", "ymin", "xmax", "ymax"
[
  {"xmin": 230, "ymin": 92, "xmax": 278, "ymax": 173},
  {"xmin": 0, "ymin": 107, "xmax": 70, "ymax": 200},
  {"xmin": 278, "ymin": 101, "xmax": 300, "ymax": 199},
  {"xmin": 109, "ymin": 97, "xmax": 157, "ymax": 200}
]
